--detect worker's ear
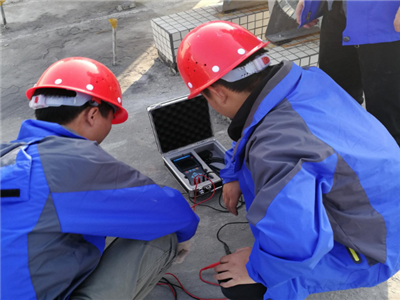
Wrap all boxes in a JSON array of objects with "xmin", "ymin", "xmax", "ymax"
[
  {"xmin": 85, "ymin": 106, "xmax": 100, "ymax": 127},
  {"xmin": 207, "ymin": 84, "xmax": 229, "ymax": 105}
]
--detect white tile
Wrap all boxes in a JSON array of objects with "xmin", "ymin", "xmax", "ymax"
[
  {"xmin": 241, "ymin": 23, "xmax": 248, "ymax": 29},
  {"xmin": 255, "ymin": 20, "xmax": 263, "ymax": 28},
  {"xmin": 296, "ymin": 51, "xmax": 308, "ymax": 58},
  {"xmin": 280, "ymin": 50, "xmax": 291, "ymax": 56},
  {"xmin": 248, "ymin": 22, "xmax": 255, "ymax": 30},
  {"xmin": 263, "ymin": 18, "xmax": 269, "ymax": 26},
  {"xmin": 255, "ymin": 28, "xmax": 262, "ymax": 36},
  {"xmin": 256, "ymin": 12, "xmax": 263, "ymax": 20},
  {"xmin": 293, "ymin": 59, "xmax": 300, "ymax": 65},
  {"xmin": 262, "ymin": 26, "xmax": 267, "ymax": 33},
  {"xmin": 286, "ymin": 54, "xmax": 298, "ymax": 61},
  {"xmin": 270, "ymin": 53, "xmax": 281, "ymax": 59},
  {"xmin": 232, "ymin": 18, "xmax": 240, "ymax": 24},
  {"xmin": 240, "ymin": 16, "xmax": 248, "ymax": 24},
  {"xmin": 181, "ymin": 29, "xmax": 189, "ymax": 38},
  {"xmin": 287, "ymin": 7, "xmax": 296, "ymax": 19},
  {"xmin": 289, "ymin": 48, "xmax": 301, "ymax": 54},
  {"xmin": 274, "ymin": 46, "xmax": 285, "ymax": 52},
  {"xmin": 248, "ymin": 15, "xmax": 255, "ymax": 22},
  {"xmin": 310, "ymin": 54, "xmax": 319, "ymax": 64},
  {"xmin": 173, "ymin": 40, "xmax": 181, "ymax": 48},
  {"xmin": 300, "ymin": 57, "xmax": 310, "ymax": 66},
  {"xmin": 305, "ymin": 49, "xmax": 317, "ymax": 55}
]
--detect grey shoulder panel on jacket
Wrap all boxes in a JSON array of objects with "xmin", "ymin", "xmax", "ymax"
[
  {"xmin": 324, "ymin": 154, "xmax": 387, "ymax": 264},
  {"xmin": 245, "ymin": 99, "xmax": 335, "ymax": 224},
  {"xmin": 37, "ymin": 136, "xmax": 154, "ymax": 193},
  {"xmin": 28, "ymin": 193, "xmax": 100, "ymax": 300}
]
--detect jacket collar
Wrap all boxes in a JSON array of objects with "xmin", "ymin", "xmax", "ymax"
[
  {"xmin": 13, "ymin": 119, "xmax": 86, "ymax": 143},
  {"xmin": 231, "ymin": 61, "xmax": 303, "ymax": 171},
  {"xmin": 228, "ymin": 63, "xmax": 284, "ymax": 142}
]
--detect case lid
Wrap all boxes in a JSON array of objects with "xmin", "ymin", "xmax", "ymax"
[{"xmin": 148, "ymin": 95, "xmax": 213, "ymax": 154}]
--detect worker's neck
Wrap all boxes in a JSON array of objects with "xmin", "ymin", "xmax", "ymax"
[
  {"xmin": 64, "ymin": 113, "xmax": 87, "ymax": 139},
  {"xmin": 229, "ymin": 91, "xmax": 251, "ymax": 119}
]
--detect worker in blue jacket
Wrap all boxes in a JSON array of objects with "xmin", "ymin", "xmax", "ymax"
[
  {"xmin": 296, "ymin": 0, "xmax": 400, "ymax": 145},
  {"xmin": 1, "ymin": 57, "xmax": 199, "ymax": 300},
  {"xmin": 177, "ymin": 21, "xmax": 400, "ymax": 300}
]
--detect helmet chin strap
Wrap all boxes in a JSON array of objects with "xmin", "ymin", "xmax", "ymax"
[
  {"xmin": 221, "ymin": 53, "xmax": 271, "ymax": 83},
  {"xmin": 29, "ymin": 92, "xmax": 93, "ymax": 110}
]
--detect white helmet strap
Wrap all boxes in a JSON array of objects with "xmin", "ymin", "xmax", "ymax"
[
  {"xmin": 29, "ymin": 91, "xmax": 94, "ymax": 110},
  {"xmin": 221, "ymin": 53, "xmax": 271, "ymax": 83}
]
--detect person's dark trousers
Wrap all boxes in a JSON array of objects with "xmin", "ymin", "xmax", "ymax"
[
  {"xmin": 219, "ymin": 279, "xmax": 266, "ymax": 300},
  {"xmin": 319, "ymin": 1, "xmax": 400, "ymax": 145}
]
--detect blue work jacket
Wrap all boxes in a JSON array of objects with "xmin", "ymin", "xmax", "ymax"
[
  {"xmin": 221, "ymin": 61, "xmax": 400, "ymax": 300},
  {"xmin": 1, "ymin": 120, "xmax": 199, "ymax": 300},
  {"xmin": 299, "ymin": 0, "xmax": 400, "ymax": 45}
]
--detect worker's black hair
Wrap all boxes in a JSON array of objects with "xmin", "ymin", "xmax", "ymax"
[
  {"xmin": 202, "ymin": 48, "xmax": 269, "ymax": 96},
  {"xmin": 32, "ymin": 88, "xmax": 113, "ymax": 125}
]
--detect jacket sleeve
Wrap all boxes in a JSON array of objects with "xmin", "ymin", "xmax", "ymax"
[
  {"xmin": 39, "ymin": 139, "xmax": 199, "ymax": 243},
  {"xmin": 298, "ymin": 0, "xmax": 325, "ymax": 28},
  {"xmin": 244, "ymin": 123, "xmax": 335, "ymax": 288},
  {"xmin": 220, "ymin": 142, "xmax": 239, "ymax": 184}
]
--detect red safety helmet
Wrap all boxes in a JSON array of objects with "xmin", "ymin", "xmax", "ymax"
[
  {"xmin": 26, "ymin": 57, "xmax": 128, "ymax": 124},
  {"xmin": 177, "ymin": 21, "xmax": 269, "ymax": 99}
]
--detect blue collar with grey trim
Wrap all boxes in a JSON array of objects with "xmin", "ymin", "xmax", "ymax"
[
  {"xmin": 231, "ymin": 61, "xmax": 302, "ymax": 172},
  {"xmin": 13, "ymin": 119, "xmax": 86, "ymax": 143}
]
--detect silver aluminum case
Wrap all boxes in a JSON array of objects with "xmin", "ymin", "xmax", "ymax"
[{"xmin": 147, "ymin": 95, "xmax": 226, "ymax": 198}]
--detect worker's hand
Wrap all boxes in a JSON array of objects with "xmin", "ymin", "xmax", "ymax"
[
  {"xmin": 394, "ymin": 6, "xmax": 400, "ymax": 32},
  {"xmin": 296, "ymin": 0, "xmax": 319, "ymax": 29},
  {"xmin": 173, "ymin": 239, "xmax": 192, "ymax": 264},
  {"xmin": 214, "ymin": 247, "xmax": 256, "ymax": 288},
  {"xmin": 222, "ymin": 181, "xmax": 242, "ymax": 216}
]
